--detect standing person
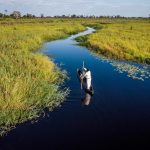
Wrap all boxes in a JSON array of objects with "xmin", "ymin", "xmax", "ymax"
[{"xmin": 80, "ymin": 68, "xmax": 92, "ymax": 90}]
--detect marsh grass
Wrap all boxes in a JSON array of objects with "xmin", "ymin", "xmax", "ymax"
[
  {"xmin": 0, "ymin": 19, "xmax": 85, "ymax": 136},
  {"xmin": 78, "ymin": 20, "xmax": 150, "ymax": 64},
  {"xmin": 1, "ymin": 18, "xmax": 149, "ymax": 136},
  {"xmin": 76, "ymin": 19, "xmax": 150, "ymax": 80}
]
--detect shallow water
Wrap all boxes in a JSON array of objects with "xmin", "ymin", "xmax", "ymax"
[{"xmin": 1, "ymin": 28, "xmax": 150, "ymax": 149}]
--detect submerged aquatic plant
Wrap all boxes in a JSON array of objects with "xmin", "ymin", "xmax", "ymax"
[
  {"xmin": 91, "ymin": 52, "xmax": 150, "ymax": 81},
  {"xmin": 112, "ymin": 62, "xmax": 150, "ymax": 81}
]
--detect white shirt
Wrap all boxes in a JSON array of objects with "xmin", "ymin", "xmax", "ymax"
[{"xmin": 84, "ymin": 71, "xmax": 91, "ymax": 80}]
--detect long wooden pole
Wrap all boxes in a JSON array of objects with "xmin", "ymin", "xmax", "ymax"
[
  {"xmin": 81, "ymin": 61, "xmax": 84, "ymax": 90},
  {"xmin": 82, "ymin": 61, "xmax": 85, "ymax": 69}
]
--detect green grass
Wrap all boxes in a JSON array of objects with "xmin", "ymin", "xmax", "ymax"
[
  {"xmin": 1, "ymin": 17, "xmax": 150, "ymax": 136},
  {"xmin": 0, "ymin": 18, "xmax": 85, "ymax": 136},
  {"xmin": 77, "ymin": 20, "xmax": 150, "ymax": 64}
]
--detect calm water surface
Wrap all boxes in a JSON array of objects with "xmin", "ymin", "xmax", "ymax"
[{"xmin": 1, "ymin": 28, "xmax": 150, "ymax": 150}]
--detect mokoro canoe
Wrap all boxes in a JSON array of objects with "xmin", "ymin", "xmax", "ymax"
[{"xmin": 77, "ymin": 69, "xmax": 94, "ymax": 96}]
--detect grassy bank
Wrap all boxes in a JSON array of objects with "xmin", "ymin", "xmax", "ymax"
[
  {"xmin": 0, "ymin": 19, "xmax": 85, "ymax": 136},
  {"xmin": 77, "ymin": 20, "xmax": 150, "ymax": 64},
  {"xmin": 1, "ymin": 18, "xmax": 149, "ymax": 136}
]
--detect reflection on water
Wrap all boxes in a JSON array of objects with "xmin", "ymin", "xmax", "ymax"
[{"xmin": 81, "ymin": 93, "xmax": 92, "ymax": 106}]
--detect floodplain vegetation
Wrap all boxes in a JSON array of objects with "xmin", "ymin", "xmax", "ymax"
[
  {"xmin": 0, "ymin": 18, "xmax": 85, "ymax": 136},
  {"xmin": 0, "ymin": 17, "xmax": 150, "ymax": 136},
  {"xmin": 77, "ymin": 19, "xmax": 150, "ymax": 64},
  {"xmin": 76, "ymin": 18, "xmax": 150, "ymax": 81}
]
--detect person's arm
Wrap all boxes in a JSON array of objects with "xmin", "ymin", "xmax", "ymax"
[{"xmin": 80, "ymin": 73, "xmax": 86, "ymax": 80}]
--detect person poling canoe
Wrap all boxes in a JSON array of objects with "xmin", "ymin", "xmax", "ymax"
[
  {"xmin": 77, "ymin": 62, "xmax": 94, "ymax": 96},
  {"xmin": 81, "ymin": 67, "xmax": 92, "ymax": 90}
]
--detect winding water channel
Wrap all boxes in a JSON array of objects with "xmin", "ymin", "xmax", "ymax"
[{"xmin": 1, "ymin": 28, "xmax": 150, "ymax": 149}]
